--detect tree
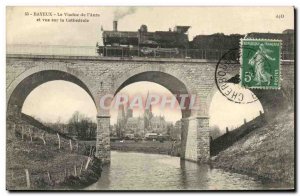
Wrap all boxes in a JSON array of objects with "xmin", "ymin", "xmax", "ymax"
[
  {"xmin": 209, "ymin": 125, "xmax": 222, "ymax": 140},
  {"xmin": 67, "ymin": 111, "xmax": 96, "ymax": 140}
]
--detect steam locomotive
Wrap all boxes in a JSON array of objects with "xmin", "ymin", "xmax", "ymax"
[
  {"xmin": 97, "ymin": 21, "xmax": 191, "ymax": 57},
  {"xmin": 96, "ymin": 21, "xmax": 294, "ymax": 60}
]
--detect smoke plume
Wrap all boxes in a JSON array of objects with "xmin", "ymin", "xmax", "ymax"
[{"xmin": 113, "ymin": 7, "xmax": 137, "ymax": 21}]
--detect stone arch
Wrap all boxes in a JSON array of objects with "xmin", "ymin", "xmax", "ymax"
[
  {"xmin": 104, "ymin": 65, "xmax": 207, "ymax": 162},
  {"xmin": 114, "ymin": 72, "xmax": 192, "ymax": 118},
  {"xmin": 6, "ymin": 64, "xmax": 98, "ymax": 117},
  {"xmin": 111, "ymin": 64, "xmax": 201, "ymax": 118}
]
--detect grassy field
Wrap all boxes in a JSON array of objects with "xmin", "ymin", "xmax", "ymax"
[
  {"xmin": 6, "ymin": 115, "xmax": 98, "ymax": 190},
  {"xmin": 80, "ymin": 140, "xmax": 181, "ymax": 156},
  {"xmin": 210, "ymin": 114, "xmax": 266, "ymax": 156},
  {"xmin": 7, "ymin": 140, "xmax": 88, "ymax": 190},
  {"xmin": 211, "ymin": 109, "xmax": 294, "ymax": 187},
  {"xmin": 111, "ymin": 140, "xmax": 180, "ymax": 156}
]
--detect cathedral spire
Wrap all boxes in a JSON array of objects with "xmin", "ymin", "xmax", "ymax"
[
  {"xmin": 117, "ymin": 104, "xmax": 125, "ymax": 124},
  {"xmin": 144, "ymin": 91, "xmax": 153, "ymax": 120},
  {"xmin": 116, "ymin": 103, "xmax": 125, "ymax": 137},
  {"xmin": 145, "ymin": 91, "xmax": 149, "ymax": 108}
]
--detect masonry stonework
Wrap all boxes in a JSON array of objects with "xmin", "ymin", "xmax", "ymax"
[
  {"xmin": 96, "ymin": 116, "xmax": 110, "ymax": 164},
  {"xmin": 197, "ymin": 117, "xmax": 210, "ymax": 162},
  {"xmin": 6, "ymin": 55, "xmax": 294, "ymax": 164}
]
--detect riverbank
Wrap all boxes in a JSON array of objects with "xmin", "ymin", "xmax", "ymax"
[
  {"xmin": 6, "ymin": 115, "xmax": 102, "ymax": 190},
  {"xmin": 58, "ymin": 156, "xmax": 102, "ymax": 190},
  {"xmin": 211, "ymin": 110, "xmax": 294, "ymax": 188},
  {"xmin": 7, "ymin": 142, "xmax": 102, "ymax": 190},
  {"xmin": 112, "ymin": 140, "xmax": 180, "ymax": 156},
  {"xmin": 81, "ymin": 140, "xmax": 181, "ymax": 156}
]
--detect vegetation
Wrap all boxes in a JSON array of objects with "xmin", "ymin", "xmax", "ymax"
[
  {"xmin": 81, "ymin": 140, "xmax": 181, "ymax": 157},
  {"xmin": 210, "ymin": 114, "xmax": 266, "ymax": 156},
  {"xmin": 6, "ymin": 113, "xmax": 101, "ymax": 190},
  {"xmin": 67, "ymin": 111, "xmax": 96, "ymax": 140},
  {"xmin": 46, "ymin": 111, "xmax": 97, "ymax": 141},
  {"xmin": 211, "ymin": 109, "xmax": 294, "ymax": 187},
  {"xmin": 111, "ymin": 140, "xmax": 180, "ymax": 156},
  {"xmin": 209, "ymin": 125, "xmax": 222, "ymax": 140}
]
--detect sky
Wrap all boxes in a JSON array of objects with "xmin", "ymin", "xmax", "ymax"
[
  {"xmin": 22, "ymin": 81, "xmax": 263, "ymax": 133},
  {"xmin": 22, "ymin": 81, "xmax": 97, "ymax": 123},
  {"xmin": 12, "ymin": 6, "xmax": 291, "ymax": 132},
  {"xmin": 22, "ymin": 81, "xmax": 182, "ymax": 124},
  {"xmin": 7, "ymin": 7, "xmax": 294, "ymax": 46}
]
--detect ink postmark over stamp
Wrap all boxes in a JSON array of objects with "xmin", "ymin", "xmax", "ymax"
[
  {"xmin": 215, "ymin": 39, "xmax": 282, "ymax": 104},
  {"xmin": 240, "ymin": 39, "xmax": 282, "ymax": 89},
  {"xmin": 215, "ymin": 48, "xmax": 259, "ymax": 104}
]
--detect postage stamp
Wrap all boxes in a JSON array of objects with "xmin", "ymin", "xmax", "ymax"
[{"xmin": 240, "ymin": 39, "xmax": 282, "ymax": 89}]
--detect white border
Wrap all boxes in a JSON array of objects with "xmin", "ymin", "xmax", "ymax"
[{"xmin": 1, "ymin": 1, "xmax": 298, "ymax": 195}]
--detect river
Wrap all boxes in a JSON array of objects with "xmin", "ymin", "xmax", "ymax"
[{"xmin": 86, "ymin": 151, "xmax": 279, "ymax": 190}]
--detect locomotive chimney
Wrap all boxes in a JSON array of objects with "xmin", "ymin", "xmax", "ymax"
[{"xmin": 113, "ymin": 21, "xmax": 118, "ymax": 31}]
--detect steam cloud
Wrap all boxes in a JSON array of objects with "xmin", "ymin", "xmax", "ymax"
[{"xmin": 113, "ymin": 7, "xmax": 137, "ymax": 20}]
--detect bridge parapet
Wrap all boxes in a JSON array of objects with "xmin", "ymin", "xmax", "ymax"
[{"xmin": 7, "ymin": 44, "xmax": 294, "ymax": 60}]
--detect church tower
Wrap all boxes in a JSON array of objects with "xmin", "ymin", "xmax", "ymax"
[
  {"xmin": 116, "ymin": 104, "xmax": 125, "ymax": 137},
  {"xmin": 144, "ymin": 91, "xmax": 153, "ymax": 132},
  {"xmin": 126, "ymin": 107, "xmax": 133, "ymax": 118}
]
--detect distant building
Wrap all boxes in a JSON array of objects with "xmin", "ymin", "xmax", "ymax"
[
  {"xmin": 246, "ymin": 29, "xmax": 294, "ymax": 60},
  {"xmin": 150, "ymin": 116, "xmax": 172, "ymax": 135},
  {"xmin": 125, "ymin": 116, "xmax": 145, "ymax": 136},
  {"xmin": 116, "ymin": 94, "xmax": 173, "ymax": 138}
]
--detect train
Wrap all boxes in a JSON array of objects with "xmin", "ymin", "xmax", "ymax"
[
  {"xmin": 97, "ymin": 21, "xmax": 190, "ymax": 58},
  {"xmin": 96, "ymin": 21, "xmax": 294, "ymax": 60}
]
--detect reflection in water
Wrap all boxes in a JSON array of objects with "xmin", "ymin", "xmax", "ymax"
[
  {"xmin": 86, "ymin": 151, "xmax": 276, "ymax": 190},
  {"xmin": 179, "ymin": 160, "xmax": 209, "ymax": 190}
]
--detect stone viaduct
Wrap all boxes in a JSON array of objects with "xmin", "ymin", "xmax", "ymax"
[{"xmin": 6, "ymin": 54, "xmax": 294, "ymax": 164}]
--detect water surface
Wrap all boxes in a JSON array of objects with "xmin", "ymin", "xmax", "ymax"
[{"xmin": 86, "ymin": 151, "xmax": 282, "ymax": 190}]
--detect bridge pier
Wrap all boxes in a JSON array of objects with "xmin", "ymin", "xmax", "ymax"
[
  {"xmin": 95, "ymin": 115, "xmax": 111, "ymax": 164},
  {"xmin": 181, "ymin": 116, "xmax": 210, "ymax": 163},
  {"xmin": 196, "ymin": 116, "xmax": 210, "ymax": 162}
]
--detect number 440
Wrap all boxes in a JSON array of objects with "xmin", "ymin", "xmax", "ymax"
[{"xmin": 276, "ymin": 14, "xmax": 284, "ymax": 19}]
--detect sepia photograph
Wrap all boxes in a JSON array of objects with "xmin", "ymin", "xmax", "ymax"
[{"xmin": 5, "ymin": 6, "xmax": 295, "ymax": 191}]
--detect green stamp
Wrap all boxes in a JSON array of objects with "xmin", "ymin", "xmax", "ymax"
[{"xmin": 240, "ymin": 39, "xmax": 281, "ymax": 89}]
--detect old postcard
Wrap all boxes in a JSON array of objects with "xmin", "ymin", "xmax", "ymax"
[{"xmin": 6, "ymin": 6, "xmax": 295, "ymax": 191}]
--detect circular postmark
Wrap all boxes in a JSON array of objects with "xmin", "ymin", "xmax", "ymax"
[{"xmin": 215, "ymin": 47, "xmax": 259, "ymax": 104}]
